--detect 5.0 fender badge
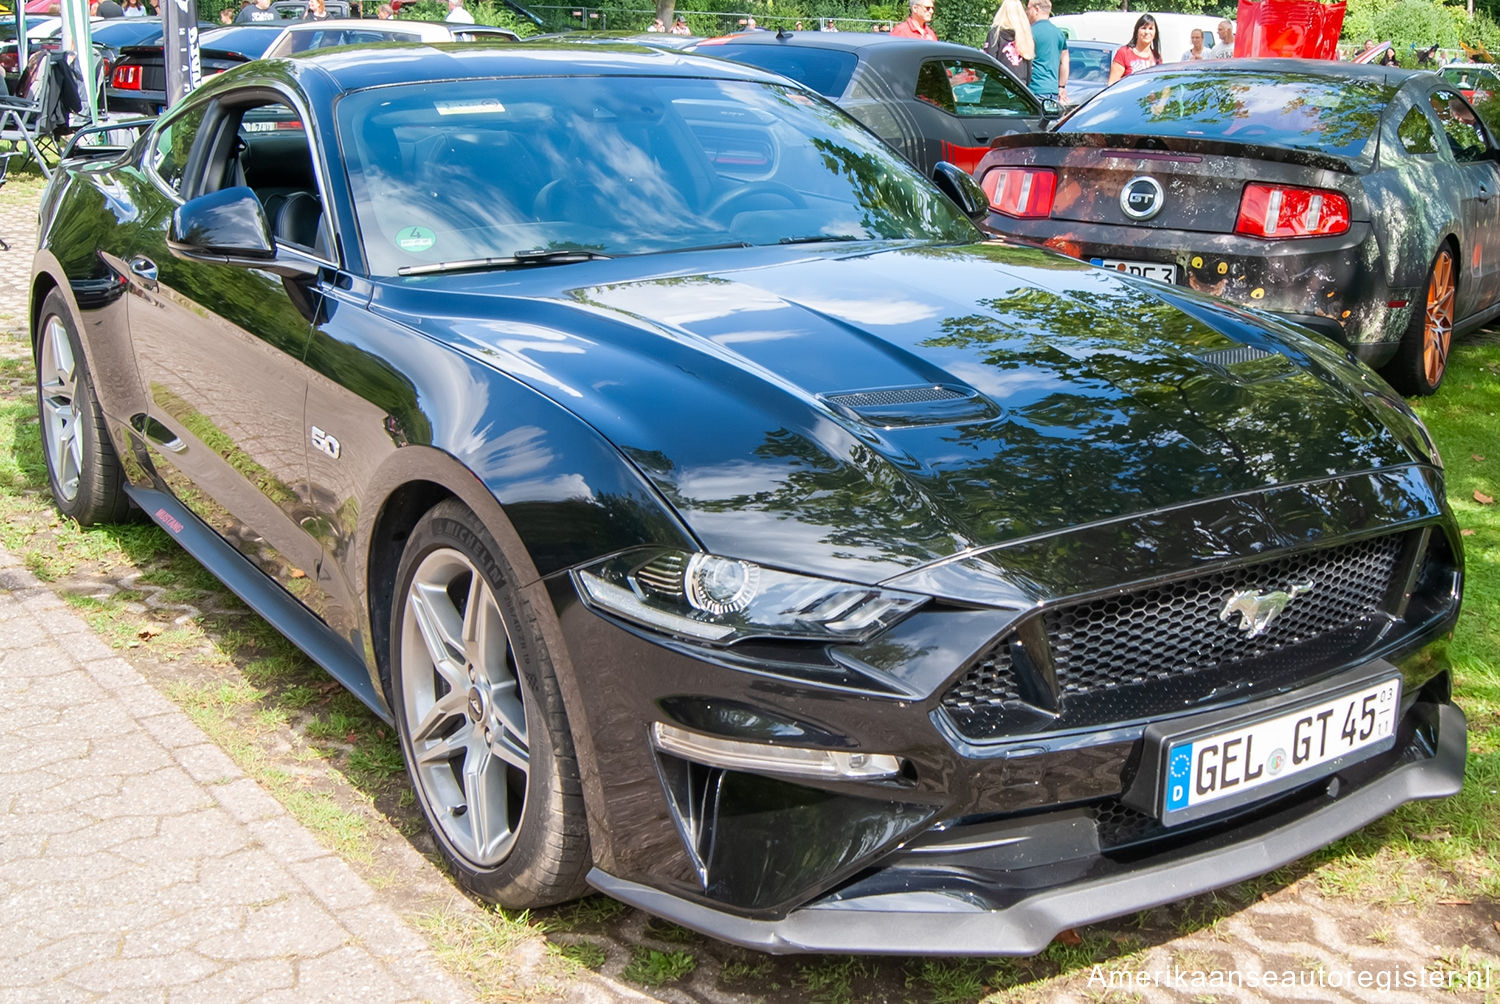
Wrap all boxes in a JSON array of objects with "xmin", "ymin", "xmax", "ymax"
[
  {"xmin": 1220, "ymin": 583, "xmax": 1313, "ymax": 638},
  {"xmin": 1120, "ymin": 176, "xmax": 1165, "ymax": 221}
]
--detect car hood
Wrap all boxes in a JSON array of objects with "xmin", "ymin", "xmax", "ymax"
[{"xmin": 380, "ymin": 241, "xmax": 1439, "ymax": 588}]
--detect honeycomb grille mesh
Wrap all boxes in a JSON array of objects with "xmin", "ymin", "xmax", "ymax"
[
  {"xmin": 824, "ymin": 386, "xmax": 965, "ymax": 408},
  {"xmin": 1048, "ymin": 535, "xmax": 1402, "ymax": 694},
  {"xmin": 939, "ymin": 639, "xmax": 1020, "ymax": 710},
  {"xmin": 941, "ymin": 534, "xmax": 1405, "ymax": 717}
]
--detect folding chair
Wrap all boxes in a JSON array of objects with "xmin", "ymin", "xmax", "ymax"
[{"xmin": 0, "ymin": 50, "xmax": 86, "ymax": 179}]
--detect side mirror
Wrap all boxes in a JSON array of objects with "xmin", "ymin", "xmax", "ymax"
[
  {"xmin": 168, "ymin": 186, "xmax": 317, "ymax": 277},
  {"xmin": 1040, "ymin": 96, "xmax": 1063, "ymax": 118},
  {"xmin": 931, "ymin": 161, "xmax": 990, "ymax": 222}
]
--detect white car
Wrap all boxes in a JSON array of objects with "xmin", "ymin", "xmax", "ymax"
[{"xmin": 259, "ymin": 18, "xmax": 517, "ymax": 58}]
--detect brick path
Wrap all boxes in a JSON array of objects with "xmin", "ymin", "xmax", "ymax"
[{"xmin": 0, "ymin": 546, "xmax": 480, "ymax": 1002}]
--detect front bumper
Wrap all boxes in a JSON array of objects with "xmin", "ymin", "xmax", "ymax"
[
  {"xmin": 591, "ymin": 698, "xmax": 1463, "ymax": 955},
  {"xmin": 547, "ymin": 472, "xmax": 1463, "ymax": 954}
]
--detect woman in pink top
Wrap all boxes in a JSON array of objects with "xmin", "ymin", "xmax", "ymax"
[{"xmin": 1107, "ymin": 14, "xmax": 1162, "ymax": 85}]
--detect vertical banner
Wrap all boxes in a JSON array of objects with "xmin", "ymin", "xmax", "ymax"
[
  {"xmin": 60, "ymin": 0, "xmax": 98, "ymax": 121},
  {"xmin": 163, "ymin": 0, "xmax": 202, "ymax": 111}
]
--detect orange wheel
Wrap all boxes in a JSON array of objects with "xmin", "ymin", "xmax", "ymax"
[
  {"xmin": 1382, "ymin": 246, "xmax": 1458, "ymax": 396},
  {"xmin": 1421, "ymin": 247, "xmax": 1455, "ymax": 388}
]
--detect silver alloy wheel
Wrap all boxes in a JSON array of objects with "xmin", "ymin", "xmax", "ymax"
[
  {"xmin": 400, "ymin": 547, "xmax": 530, "ymax": 866},
  {"xmin": 37, "ymin": 314, "xmax": 82, "ymax": 502}
]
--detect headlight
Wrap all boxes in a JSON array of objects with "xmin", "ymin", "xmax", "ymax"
[{"xmin": 574, "ymin": 548, "xmax": 927, "ymax": 645}]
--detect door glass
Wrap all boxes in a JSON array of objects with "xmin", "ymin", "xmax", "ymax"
[
  {"xmin": 917, "ymin": 59, "xmax": 1034, "ymax": 118},
  {"xmin": 1429, "ymin": 89, "xmax": 1491, "ymax": 163},
  {"xmin": 149, "ymin": 103, "xmax": 209, "ymax": 196}
]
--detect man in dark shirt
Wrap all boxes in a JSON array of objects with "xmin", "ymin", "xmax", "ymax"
[{"xmin": 237, "ymin": 0, "xmax": 277, "ymax": 23}]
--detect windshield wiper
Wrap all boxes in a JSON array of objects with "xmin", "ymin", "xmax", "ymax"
[
  {"xmin": 777, "ymin": 235, "xmax": 861, "ymax": 246},
  {"xmin": 397, "ymin": 249, "xmax": 611, "ymax": 276}
]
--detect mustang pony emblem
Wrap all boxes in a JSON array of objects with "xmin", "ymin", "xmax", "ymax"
[{"xmin": 1219, "ymin": 583, "xmax": 1314, "ymax": 637}]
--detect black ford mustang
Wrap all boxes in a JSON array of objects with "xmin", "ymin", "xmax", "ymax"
[{"xmin": 32, "ymin": 44, "xmax": 1464, "ymax": 954}]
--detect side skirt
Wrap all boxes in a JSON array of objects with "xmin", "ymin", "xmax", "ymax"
[{"xmin": 124, "ymin": 483, "xmax": 392, "ymax": 723}]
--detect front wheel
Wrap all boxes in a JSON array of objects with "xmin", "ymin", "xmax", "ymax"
[
  {"xmin": 390, "ymin": 499, "xmax": 590, "ymax": 907},
  {"xmin": 34, "ymin": 289, "xmax": 131, "ymax": 524},
  {"xmin": 1381, "ymin": 246, "xmax": 1456, "ymax": 396}
]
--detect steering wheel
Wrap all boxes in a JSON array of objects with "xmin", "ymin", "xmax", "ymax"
[{"xmin": 705, "ymin": 181, "xmax": 808, "ymax": 221}]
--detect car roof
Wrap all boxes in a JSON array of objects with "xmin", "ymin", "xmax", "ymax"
[
  {"xmin": 693, "ymin": 29, "xmax": 990, "ymax": 59},
  {"xmin": 1065, "ymin": 38, "xmax": 1117, "ymax": 51},
  {"xmin": 274, "ymin": 17, "xmax": 453, "ymax": 36},
  {"xmin": 272, "ymin": 39, "xmax": 794, "ymax": 91}
]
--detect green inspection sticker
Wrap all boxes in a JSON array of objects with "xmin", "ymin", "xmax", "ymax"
[{"xmin": 395, "ymin": 226, "xmax": 436, "ymax": 254}]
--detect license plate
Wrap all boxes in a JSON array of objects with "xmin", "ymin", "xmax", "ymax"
[
  {"xmin": 1161, "ymin": 677, "xmax": 1400, "ymax": 822},
  {"xmin": 1090, "ymin": 257, "xmax": 1177, "ymax": 283}
]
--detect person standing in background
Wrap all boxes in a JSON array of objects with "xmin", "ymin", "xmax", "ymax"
[
  {"xmin": 1026, "ymin": 0, "xmax": 1067, "ymax": 103},
  {"xmin": 1107, "ymin": 13, "xmax": 1161, "ymax": 84},
  {"xmin": 890, "ymin": 0, "xmax": 937, "ymax": 40},
  {"xmin": 984, "ymin": 0, "xmax": 1034, "ymax": 85},
  {"xmin": 446, "ymin": 0, "xmax": 474, "ymax": 23},
  {"xmin": 1181, "ymin": 28, "xmax": 1207, "ymax": 60},
  {"xmin": 1210, "ymin": 20, "xmax": 1235, "ymax": 57}
]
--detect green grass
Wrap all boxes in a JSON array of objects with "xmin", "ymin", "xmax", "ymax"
[{"xmin": 623, "ymin": 945, "xmax": 697, "ymax": 987}]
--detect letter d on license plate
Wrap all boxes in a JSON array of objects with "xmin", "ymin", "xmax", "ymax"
[{"xmin": 1158, "ymin": 677, "xmax": 1400, "ymax": 825}]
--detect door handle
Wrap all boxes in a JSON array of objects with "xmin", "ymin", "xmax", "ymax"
[{"xmin": 129, "ymin": 256, "xmax": 159, "ymax": 287}]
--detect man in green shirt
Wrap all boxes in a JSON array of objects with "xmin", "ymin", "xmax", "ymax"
[{"xmin": 1027, "ymin": 0, "xmax": 1068, "ymax": 103}]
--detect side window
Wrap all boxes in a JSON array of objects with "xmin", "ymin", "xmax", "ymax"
[
  {"xmin": 1397, "ymin": 105, "xmax": 1439, "ymax": 155},
  {"xmin": 149, "ymin": 103, "xmax": 209, "ymax": 196},
  {"xmin": 1429, "ymin": 89, "xmax": 1490, "ymax": 163},
  {"xmin": 205, "ymin": 100, "xmax": 333, "ymax": 258},
  {"xmin": 949, "ymin": 60, "xmax": 1033, "ymax": 117},
  {"xmin": 914, "ymin": 61, "xmax": 956, "ymax": 114}
]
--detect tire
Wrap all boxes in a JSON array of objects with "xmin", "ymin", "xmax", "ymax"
[
  {"xmin": 390, "ymin": 499, "xmax": 590, "ymax": 907},
  {"xmin": 1381, "ymin": 246, "xmax": 1456, "ymax": 396},
  {"xmin": 34, "ymin": 289, "xmax": 131, "ymax": 525}
]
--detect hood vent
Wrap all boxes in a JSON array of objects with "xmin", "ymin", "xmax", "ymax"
[
  {"xmin": 1198, "ymin": 345, "xmax": 1273, "ymax": 367},
  {"xmin": 820, "ymin": 385, "xmax": 1002, "ymax": 429}
]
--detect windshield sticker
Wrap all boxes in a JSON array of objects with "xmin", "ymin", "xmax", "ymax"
[
  {"xmin": 435, "ymin": 99, "xmax": 505, "ymax": 117},
  {"xmin": 396, "ymin": 226, "xmax": 437, "ymax": 254}
]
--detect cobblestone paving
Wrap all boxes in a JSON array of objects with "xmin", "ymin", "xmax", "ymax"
[
  {"xmin": 0, "ymin": 548, "xmax": 480, "ymax": 1003},
  {"xmin": 1, "ymin": 173, "xmax": 1497, "ymax": 1004}
]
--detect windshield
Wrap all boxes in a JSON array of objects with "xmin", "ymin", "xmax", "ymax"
[
  {"xmin": 336, "ymin": 75, "xmax": 978, "ymax": 277},
  {"xmin": 1060, "ymin": 70, "xmax": 1394, "ymax": 160}
]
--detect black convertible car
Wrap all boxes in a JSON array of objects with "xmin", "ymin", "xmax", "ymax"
[
  {"xmin": 689, "ymin": 31, "xmax": 1053, "ymax": 176},
  {"xmin": 33, "ymin": 44, "xmax": 1463, "ymax": 954},
  {"xmin": 976, "ymin": 60, "xmax": 1500, "ymax": 396}
]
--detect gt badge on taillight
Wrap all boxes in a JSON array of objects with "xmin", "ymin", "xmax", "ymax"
[
  {"xmin": 1235, "ymin": 183, "xmax": 1350, "ymax": 238},
  {"xmin": 981, "ymin": 167, "xmax": 1056, "ymax": 219}
]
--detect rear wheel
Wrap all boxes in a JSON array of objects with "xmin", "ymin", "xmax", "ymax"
[
  {"xmin": 1382, "ymin": 246, "xmax": 1456, "ymax": 396},
  {"xmin": 390, "ymin": 499, "xmax": 590, "ymax": 907},
  {"xmin": 34, "ymin": 290, "xmax": 130, "ymax": 525}
]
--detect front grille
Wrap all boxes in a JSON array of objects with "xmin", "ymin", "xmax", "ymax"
[
  {"xmin": 1049, "ymin": 535, "xmax": 1402, "ymax": 695},
  {"xmin": 942, "ymin": 533, "xmax": 1417, "ymax": 738}
]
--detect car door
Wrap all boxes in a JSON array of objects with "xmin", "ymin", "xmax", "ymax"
[
  {"xmin": 121, "ymin": 89, "xmax": 333, "ymax": 607},
  {"xmin": 1425, "ymin": 86, "xmax": 1500, "ymax": 314}
]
